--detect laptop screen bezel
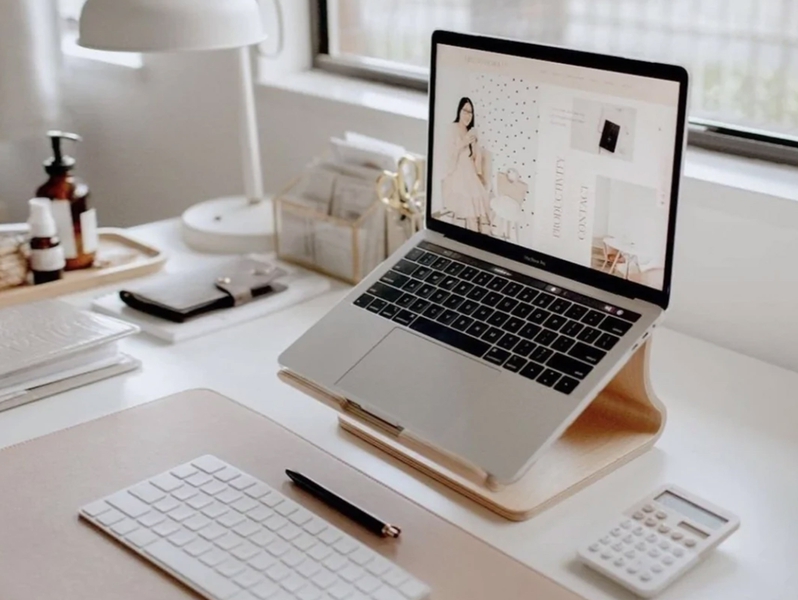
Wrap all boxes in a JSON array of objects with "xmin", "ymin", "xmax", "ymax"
[{"xmin": 426, "ymin": 30, "xmax": 689, "ymax": 310}]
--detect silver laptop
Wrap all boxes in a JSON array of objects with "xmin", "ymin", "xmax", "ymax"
[{"xmin": 280, "ymin": 31, "xmax": 689, "ymax": 484}]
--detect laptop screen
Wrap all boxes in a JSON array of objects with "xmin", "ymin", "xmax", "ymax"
[{"xmin": 429, "ymin": 41, "xmax": 683, "ymax": 293}]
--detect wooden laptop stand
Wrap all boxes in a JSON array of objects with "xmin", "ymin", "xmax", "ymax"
[{"xmin": 278, "ymin": 338, "xmax": 665, "ymax": 521}]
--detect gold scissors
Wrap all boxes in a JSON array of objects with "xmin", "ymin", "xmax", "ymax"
[{"xmin": 375, "ymin": 155, "xmax": 424, "ymax": 218}]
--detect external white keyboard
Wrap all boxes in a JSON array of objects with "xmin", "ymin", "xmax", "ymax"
[{"xmin": 79, "ymin": 455, "xmax": 430, "ymax": 600}]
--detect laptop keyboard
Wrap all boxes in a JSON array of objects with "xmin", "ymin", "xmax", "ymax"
[{"xmin": 352, "ymin": 241, "xmax": 640, "ymax": 396}]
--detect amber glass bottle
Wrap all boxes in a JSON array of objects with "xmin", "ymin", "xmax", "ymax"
[{"xmin": 35, "ymin": 131, "xmax": 97, "ymax": 271}]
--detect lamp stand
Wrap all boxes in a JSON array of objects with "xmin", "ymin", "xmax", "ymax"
[{"xmin": 181, "ymin": 46, "xmax": 273, "ymax": 254}]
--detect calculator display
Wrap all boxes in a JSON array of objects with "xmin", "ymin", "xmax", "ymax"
[{"xmin": 656, "ymin": 491, "xmax": 728, "ymax": 530}]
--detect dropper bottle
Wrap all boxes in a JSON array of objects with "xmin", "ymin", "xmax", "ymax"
[{"xmin": 28, "ymin": 198, "xmax": 66, "ymax": 285}]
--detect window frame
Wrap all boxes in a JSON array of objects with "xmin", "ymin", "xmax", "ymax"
[{"xmin": 311, "ymin": 0, "xmax": 798, "ymax": 167}]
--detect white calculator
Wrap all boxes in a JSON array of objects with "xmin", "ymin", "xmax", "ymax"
[{"xmin": 577, "ymin": 485, "xmax": 739, "ymax": 598}]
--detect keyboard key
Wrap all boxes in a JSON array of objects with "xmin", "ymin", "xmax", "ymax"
[
  {"xmin": 379, "ymin": 271, "xmax": 408, "ymax": 288},
  {"xmin": 537, "ymin": 369, "xmax": 561, "ymax": 387},
  {"xmin": 443, "ymin": 262, "xmax": 464, "ymax": 276},
  {"xmin": 415, "ymin": 283, "xmax": 436, "ymax": 299},
  {"xmin": 366, "ymin": 282, "xmax": 402, "ymax": 303},
  {"xmin": 396, "ymin": 293, "xmax": 415, "ymax": 308},
  {"xmin": 409, "ymin": 317, "xmax": 491, "ymax": 358},
  {"xmin": 442, "ymin": 294, "xmax": 465, "ymax": 310},
  {"xmin": 565, "ymin": 304, "xmax": 588, "ymax": 320},
  {"xmin": 487, "ymin": 277, "xmax": 508, "ymax": 292},
  {"xmin": 596, "ymin": 333, "xmax": 621, "ymax": 351},
  {"xmin": 517, "ymin": 287, "xmax": 538, "ymax": 303},
  {"xmin": 146, "ymin": 539, "xmax": 240, "ymax": 598},
  {"xmin": 577, "ymin": 326, "xmax": 601, "ymax": 344},
  {"xmin": 528, "ymin": 308, "xmax": 549, "ymax": 324},
  {"xmin": 392, "ymin": 260, "xmax": 418, "ymax": 275},
  {"xmin": 422, "ymin": 305, "xmax": 444, "ymax": 320},
  {"xmin": 465, "ymin": 286, "xmax": 488, "ymax": 302},
  {"xmin": 486, "ymin": 311, "xmax": 509, "ymax": 327},
  {"xmin": 411, "ymin": 266, "xmax": 432, "ymax": 280},
  {"xmin": 431, "ymin": 257, "xmax": 451, "ymax": 270},
  {"xmin": 352, "ymin": 293, "xmax": 373, "ymax": 310},
  {"xmin": 534, "ymin": 329, "xmax": 558, "ymax": 346},
  {"xmin": 458, "ymin": 266, "xmax": 479, "ymax": 281},
  {"xmin": 404, "ymin": 248, "xmax": 425, "ymax": 262},
  {"xmin": 599, "ymin": 316, "xmax": 633, "ymax": 336},
  {"xmin": 472, "ymin": 306, "xmax": 493, "ymax": 322},
  {"xmin": 401, "ymin": 279, "xmax": 422, "ymax": 293},
  {"xmin": 451, "ymin": 315, "xmax": 474, "ymax": 332},
  {"xmin": 497, "ymin": 333, "xmax": 520, "ymax": 351},
  {"xmin": 452, "ymin": 281, "xmax": 473, "ymax": 296},
  {"xmin": 569, "ymin": 342, "xmax": 607, "ymax": 365},
  {"xmin": 549, "ymin": 299, "xmax": 571, "ymax": 314},
  {"xmin": 514, "ymin": 340, "xmax": 536, "ymax": 357},
  {"xmin": 502, "ymin": 317, "xmax": 525, "ymax": 333},
  {"xmin": 543, "ymin": 314, "xmax": 567, "ymax": 331},
  {"xmin": 429, "ymin": 289, "xmax": 449, "ymax": 304},
  {"xmin": 519, "ymin": 362, "xmax": 544, "ymax": 381},
  {"xmin": 511, "ymin": 303, "xmax": 533, "ymax": 319},
  {"xmin": 130, "ymin": 483, "xmax": 166, "ymax": 504},
  {"xmin": 561, "ymin": 320, "xmax": 584, "ymax": 337},
  {"xmin": 466, "ymin": 321, "xmax": 489, "ymax": 338},
  {"xmin": 482, "ymin": 291, "xmax": 503, "ymax": 307},
  {"xmin": 408, "ymin": 298, "xmax": 430, "ymax": 314},
  {"xmin": 582, "ymin": 310, "xmax": 605, "ymax": 326},
  {"xmin": 481, "ymin": 327, "xmax": 504, "ymax": 344},
  {"xmin": 532, "ymin": 293, "xmax": 555, "ymax": 308},
  {"xmin": 458, "ymin": 299, "xmax": 480, "ymax": 315},
  {"xmin": 484, "ymin": 347, "xmax": 510, "ymax": 366},
  {"xmin": 554, "ymin": 376, "xmax": 580, "ymax": 395},
  {"xmin": 551, "ymin": 335, "xmax": 576, "ymax": 353},
  {"xmin": 472, "ymin": 271, "xmax": 493, "ymax": 287},
  {"xmin": 519, "ymin": 323, "xmax": 542, "ymax": 340},
  {"xmin": 366, "ymin": 298, "xmax": 388, "ymax": 314},
  {"xmin": 107, "ymin": 492, "xmax": 150, "ymax": 518},
  {"xmin": 503, "ymin": 282, "xmax": 524, "ymax": 297},
  {"xmin": 497, "ymin": 297, "xmax": 518, "ymax": 313},
  {"xmin": 437, "ymin": 309, "xmax": 458, "ymax": 326},
  {"xmin": 379, "ymin": 304, "xmax": 400, "ymax": 320},
  {"xmin": 439, "ymin": 276, "xmax": 459, "ymax": 290},
  {"xmin": 426, "ymin": 271, "xmax": 445, "ymax": 286},
  {"xmin": 417, "ymin": 252, "xmax": 437, "ymax": 266},
  {"xmin": 393, "ymin": 310, "xmax": 416, "ymax": 327},
  {"xmin": 530, "ymin": 346, "xmax": 553, "ymax": 363},
  {"xmin": 547, "ymin": 352, "xmax": 594, "ymax": 379},
  {"xmin": 503, "ymin": 355, "xmax": 527, "ymax": 373}
]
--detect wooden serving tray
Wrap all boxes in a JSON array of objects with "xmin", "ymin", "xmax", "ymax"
[
  {"xmin": 279, "ymin": 339, "xmax": 665, "ymax": 521},
  {"xmin": 0, "ymin": 228, "xmax": 166, "ymax": 308}
]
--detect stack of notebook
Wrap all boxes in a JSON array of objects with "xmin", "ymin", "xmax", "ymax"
[{"xmin": 0, "ymin": 300, "xmax": 140, "ymax": 412}]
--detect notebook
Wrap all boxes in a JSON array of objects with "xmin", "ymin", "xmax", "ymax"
[{"xmin": 0, "ymin": 300, "xmax": 139, "ymax": 411}]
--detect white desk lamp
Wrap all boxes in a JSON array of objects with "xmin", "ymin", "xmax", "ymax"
[{"xmin": 78, "ymin": 0, "xmax": 273, "ymax": 253}]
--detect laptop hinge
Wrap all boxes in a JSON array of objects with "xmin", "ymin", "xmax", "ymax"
[{"xmin": 342, "ymin": 400, "xmax": 404, "ymax": 437}]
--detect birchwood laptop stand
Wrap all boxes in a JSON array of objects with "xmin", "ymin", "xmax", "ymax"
[{"xmin": 279, "ymin": 338, "xmax": 664, "ymax": 521}]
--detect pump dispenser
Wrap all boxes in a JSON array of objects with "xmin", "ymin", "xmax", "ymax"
[{"xmin": 36, "ymin": 131, "xmax": 98, "ymax": 271}]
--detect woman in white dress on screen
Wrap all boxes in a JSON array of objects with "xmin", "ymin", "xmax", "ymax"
[{"xmin": 442, "ymin": 97, "xmax": 491, "ymax": 233}]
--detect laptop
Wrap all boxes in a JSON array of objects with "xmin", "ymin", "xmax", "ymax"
[{"xmin": 280, "ymin": 30, "xmax": 689, "ymax": 484}]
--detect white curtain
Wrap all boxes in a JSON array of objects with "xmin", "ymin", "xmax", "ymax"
[{"xmin": 0, "ymin": 0, "xmax": 62, "ymax": 141}]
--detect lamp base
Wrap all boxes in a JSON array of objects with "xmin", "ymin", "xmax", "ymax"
[{"xmin": 181, "ymin": 195, "xmax": 274, "ymax": 254}]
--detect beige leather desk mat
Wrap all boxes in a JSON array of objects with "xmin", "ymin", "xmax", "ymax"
[{"xmin": 0, "ymin": 389, "xmax": 582, "ymax": 600}]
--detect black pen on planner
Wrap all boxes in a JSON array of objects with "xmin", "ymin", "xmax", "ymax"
[{"xmin": 286, "ymin": 469, "xmax": 402, "ymax": 539}]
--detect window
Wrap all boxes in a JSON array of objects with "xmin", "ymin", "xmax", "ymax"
[
  {"xmin": 316, "ymin": 0, "xmax": 798, "ymax": 163},
  {"xmin": 57, "ymin": 0, "xmax": 143, "ymax": 67}
]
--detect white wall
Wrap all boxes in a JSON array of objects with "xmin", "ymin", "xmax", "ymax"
[{"xmin": 0, "ymin": 11, "xmax": 797, "ymax": 372}]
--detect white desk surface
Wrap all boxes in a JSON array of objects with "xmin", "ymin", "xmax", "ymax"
[{"xmin": 2, "ymin": 219, "xmax": 795, "ymax": 600}]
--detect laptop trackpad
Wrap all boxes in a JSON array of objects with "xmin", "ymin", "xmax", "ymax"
[{"xmin": 336, "ymin": 328, "xmax": 499, "ymax": 441}]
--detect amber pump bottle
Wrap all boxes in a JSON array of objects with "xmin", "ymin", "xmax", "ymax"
[{"xmin": 36, "ymin": 131, "xmax": 98, "ymax": 271}]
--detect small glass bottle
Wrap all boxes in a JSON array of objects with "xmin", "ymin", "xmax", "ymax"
[
  {"xmin": 27, "ymin": 198, "xmax": 66, "ymax": 285},
  {"xmin": 35, "ymin": 131, "xmax": 98, "ymax": 271}
]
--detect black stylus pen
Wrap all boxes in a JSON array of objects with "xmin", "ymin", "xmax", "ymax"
[{"xmin": 286, "ymin": 470, "xmax": 401, "ymax": 538}]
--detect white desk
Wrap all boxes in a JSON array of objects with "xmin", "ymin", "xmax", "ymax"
[{"xmin": 1, "ymin": 219, "xmax": 795, "ymax": 600}]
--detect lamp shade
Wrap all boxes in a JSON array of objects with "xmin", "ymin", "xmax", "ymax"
[{"xmin": 78, "ymin": 0, "xmax": 267, "ymax": 53}]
